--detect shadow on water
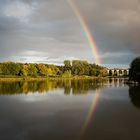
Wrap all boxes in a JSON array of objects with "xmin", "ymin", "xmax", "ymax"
[{"xmin": 129, "ymin": 85, "xmax": 140, "ymax": 109}]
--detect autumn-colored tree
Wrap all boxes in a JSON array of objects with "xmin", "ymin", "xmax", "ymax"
[{"xmin": 36, "ymin": 64, "xmax": 48, "ymax": 76}]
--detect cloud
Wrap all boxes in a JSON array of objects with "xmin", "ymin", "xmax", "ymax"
[
  {"xmin": 78, "ymin": 0, "xmax": 140, "ymax": 54},
  {"xmin": 4, "ymin": 2, "xmax": 30, "ymax": 21},
  {"xmin": 9, "ymin": 55, "xmax": 80, "ymax": 65},
  {"xmin": 0, "ymin": 0, "xmax": 139, "ymax": 67}
]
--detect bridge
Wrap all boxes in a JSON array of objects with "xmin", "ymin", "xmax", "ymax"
[{"xmin": 107, "ymin": 68, "xmax": 129, "ymax": 76}]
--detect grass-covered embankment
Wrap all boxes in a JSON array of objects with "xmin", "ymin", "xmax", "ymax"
[{"xmin": 0, "ymin": 75, "xmax": 108, "ymax": 82}]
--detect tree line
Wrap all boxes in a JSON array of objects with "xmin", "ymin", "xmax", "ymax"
[{"xmin": 0, "ymin": 60, "xmax": 108, "ymax": 77}]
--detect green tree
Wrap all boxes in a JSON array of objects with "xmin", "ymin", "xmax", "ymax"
[
  {"xmin": 20, "ymin": 64, "xmax": 29, "ymax": 76},
  {"xmin": 36, "ymin": 64, "xmax": 48, "ymax": 76},
  {"xmin": 72, "ymin": 60, "xmax": 89, "ymax": 76},
  {"xmin": 62, "ymin": 70, "xmax": 71, "ymax": 78},
  {"xmin": 64, "ymin": 60, "xmax": 72, "ymax": 74},
  {"xmin": 129, "ymin": 57, "xmax": 140, "ymax": 82},
  {"xmin": 100, "ymin": 69, "xmax": 108, "ymax": 77},
  {"xmin": 0, "ymin": 62, "xmax": 21, "ymax": 75},
  {"xmin": 46, "ymin": 65, "xmax": 59, "ymax": 77},
  {"xmin": 28, "ymin": 64, "xmax": 38, "ymax": 76},
  {"xmin": 64, "ymin": 60, "xmax": 71, "ymax": 68}
]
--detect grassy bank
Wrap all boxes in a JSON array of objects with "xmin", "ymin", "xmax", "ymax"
[
  {"xmin": 0, "ymin": 75, "xmax": 108, "ymax": 82},
  {"xmin": 0, "ymin": 76, "xmax": 47, "ymax": 82}
]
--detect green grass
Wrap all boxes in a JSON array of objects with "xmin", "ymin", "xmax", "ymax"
[{"xmin": 0, "ymin": 75, "xmax": 108, "ymax": 82}]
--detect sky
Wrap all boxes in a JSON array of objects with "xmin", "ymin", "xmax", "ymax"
[{"xmin": 0, "ymin": 0, "xmax": 140, "ymax": 68}]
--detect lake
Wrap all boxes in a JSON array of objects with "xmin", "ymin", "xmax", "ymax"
[{"xmin": 0, "ymin": 78, "xmax": 140, "ymax": 140}]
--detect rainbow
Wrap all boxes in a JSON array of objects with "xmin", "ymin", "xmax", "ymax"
[
  {"xmin": 68, "ymin": 0, "xmax": 102, "ymax": 135},
  {"xmin": 67, "ymin": 0, "xmax": 101, "ymax": 64},
  {"xmin": 81, "ymin": 89, "xmax": 102, "ymax": 135}
]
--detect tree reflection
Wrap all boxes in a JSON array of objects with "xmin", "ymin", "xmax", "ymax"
[
  {"xmin": 0, "ymin": 78, "xmax": 126, "ymax": 95},
  {"xmin": 129, "ymin": 85, "xmax": 140, "ymax": 108}
]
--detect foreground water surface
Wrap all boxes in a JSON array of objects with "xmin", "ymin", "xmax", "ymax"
[{"xmin": 0, "ymin": 78, "xmax": 140, "ymax": 140}]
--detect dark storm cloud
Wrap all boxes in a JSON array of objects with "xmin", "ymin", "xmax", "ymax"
[
  {"xmin": 0, "ymin": 0, "xmax": 139, "ymax": 67},
  {"xmin": 76, "ymin": 0, "xmax": 140, "ymax": 59}
]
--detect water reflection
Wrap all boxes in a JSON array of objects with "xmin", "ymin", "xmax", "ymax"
[
  {"xmin": 81, "ymin": 89, "xmax": 102, "ymax": 137},
  {"xmin": 107, "ymin": 78, "xmax": 128, "ymax": 87},
  {"xmin": 129, "ymin": 85, "xmax": 140, "ymax": 109},
  {"xmin": 1, "ymin": 78, "xmax": 140, "ymax": 140},
  {"xmin": 0, "ymin": 78, "xmax": 128, "ymax": 95}
]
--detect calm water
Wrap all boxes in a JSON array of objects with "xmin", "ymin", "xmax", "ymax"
[{"xmin": 0, "ymin": 78, "xmax": 140, "ymax": 140}]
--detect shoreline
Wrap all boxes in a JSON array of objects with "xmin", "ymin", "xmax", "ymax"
[
  {"xmin": 126, "ymin": 80, "xmax": 139, "ymax": 86},
  {"xmin": 0, "ymin": 76, "xmax": 128, "ymax": 82}
]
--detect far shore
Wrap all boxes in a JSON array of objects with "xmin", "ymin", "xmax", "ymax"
[{"xmin": 0, "ymin": 75, "xmax": 129, "ymax": 82}]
